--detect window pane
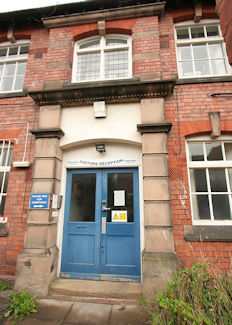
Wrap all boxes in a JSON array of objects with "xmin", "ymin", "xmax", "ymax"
[
  {"xmin": 209, "ymin": 169, "xmax": 227, "ymax": 192},
  {"xmin": 212, "ymin": 195, "xmax": 231, "ymax": 220},
  {"xmin": 195, "ymin": 60, "xmax": 210, "ymax": 76},
  {"xmin": 191, "ymin": 27, "xmax": 204, "ymax": 38},
  {"xmin": 177, "ymin": 47, "xmax": 192, "ymax": 61},
  {"xmin": 105, "ymin": 50, "xmax": 128, "ymax": 79},
  {"xmin": 225, "ymin": 143, "xmax": 232, "ymax": 160},
  {"xmin": 0, "ymin": 195, "xmax": 6, "ymax": 216},
  {"xmin": 17, "ymin": 62, "xmax": 27, "ymax": 75},
  {"xmin": 176, "ymin": 28, "xmax": 189, "ymax": 39},
  {"xmin": 209, "ymin": 44, "xmax": 223, "ymax": 59},
  {"xmin": 178, "ymin": 62, "xmax": 194, "ymax": 77},
  {"xmin": 4, "ymin": 63, "xmax": 16, "ymax": 76},
  {"xmin": 228, "ymin": 168, "xmax": 232, "ymax": 191},
  {"xmin": 19, "ymin": 46, "xmax": 29, "ymax": 56},
  {"xmin": 106, "ymin": 39, "xmax": 127, "ymax": 46},
  {"xmin": 206, "ymin": 143, "xmax": 223, "ymax": 160},
  {"xmin": 14, "ymin": 76, "xmax": 25, "ymax": 90},
  {"xmin": 206, "ymin": 25, "xmax": 219, "ymax": 37},
  {"xmin": 211, "ymin": 59, "xmax": 226, "ymax": 75},
  {"xmin": 1, "ymin": 149, "xmax": 12, "ymax": 166},
  {"xmin": 189, "ymin": 142, "xmax": 204, "ymax": 161},
  {"xmin": 79, "ymin": 40, "xmax": 100, "ymax": 49},
  {"xmin": 193, "ymin": 45, "xmax": 208, "ymax": 59},
  {"xmin": 190, "ymin": 169, "xmax": 207, "ymax": 192},
  {"xmin": 0, "ymin": 65, "xmax": 3, "ymax": 77},
  {"xmin": 0, "ymin": 48, "xmax": 7, "ymax": 59},
  {"xmin": 1, "ymin": 77, "xmax": 13, "ymax": 91},
  {"xmin": 9, "ymin": 47, "xmax": 18, "ymax": 58},
  {"xmin": 76, "ymin": 52, "xmax": 100, "ymax": 81},
  {"xmin": 192, "ymin": 194, "xmax": 210, "ymax": 220},
  {"xmin": 0, "ymin": 173, "xmax": 9, "ymax": 193},
  {"xmin": 69, "ymin": 174, "xmax": 96, "ymax": 222}
]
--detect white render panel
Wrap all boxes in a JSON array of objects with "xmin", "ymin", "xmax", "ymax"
[{"xmin": 60, "ymin": 103, "xmax": 142, "ymax": 149}]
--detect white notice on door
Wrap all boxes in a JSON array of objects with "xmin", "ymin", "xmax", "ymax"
[
  {"xmin": 114, "ymin": 190, "xmax": 125, "ymax": 206},
  {"xmin": 112, "ymin": 210, "xmax": 127, "ymax": 222}
]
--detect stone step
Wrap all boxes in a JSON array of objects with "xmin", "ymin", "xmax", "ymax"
[{"xmin": 50, "ymin": 279, "xmax": 143, "ymax": 300}]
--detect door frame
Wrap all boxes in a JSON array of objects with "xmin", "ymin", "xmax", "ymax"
[{"xmin": 60, "ymin": 168, "xmax": 141, "ymax": 281}]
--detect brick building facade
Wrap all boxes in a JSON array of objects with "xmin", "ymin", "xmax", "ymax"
[{"xmin": 0, "ymin": 0, "xmax": 231, "ymax": 298}]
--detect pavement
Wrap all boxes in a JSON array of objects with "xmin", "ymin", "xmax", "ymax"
[{"xmin": 4, "ymin": 295, "xmax": 150, "ymax": 325}]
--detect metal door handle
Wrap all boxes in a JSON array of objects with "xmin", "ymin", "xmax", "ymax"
[{"xmin": 102, "ymin": 201, "xmax": 111, "ymax": 211}]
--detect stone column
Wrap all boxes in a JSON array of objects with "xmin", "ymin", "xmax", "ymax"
[
  {"xmin": 14, "ymin": 105, "xmax": 64, "ymax": 296},
  {"xmin": 138, "ymin": 98, "xmax": 179, "ymax": 299}
]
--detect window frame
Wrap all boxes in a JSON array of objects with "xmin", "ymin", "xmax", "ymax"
[
  {"xmin": 72, "ymin": 34, "xmax": 132, "ymax": 83},
  {"xmin": 0, "ymin": 40, "xmax": 30, "ymax": 93},
  {"xmin": 174, "ymin": 20, "xmax": 232, "ymax": 79},
  {"xmin": 0, "ymin": 140, "xmax": 13, "ymax": 218},
  {"xmin": 186, "ymin": 135, "xmax": 232, "ymax": 225}
]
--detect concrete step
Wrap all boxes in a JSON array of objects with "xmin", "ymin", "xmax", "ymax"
[{"xmin": 50, "ymin": 279, "xmax": 143, "ymax": 300}]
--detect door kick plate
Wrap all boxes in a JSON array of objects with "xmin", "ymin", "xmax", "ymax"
[{"xmin": 102, "ymin": 217, "xmax": 106, "ymax": 234}]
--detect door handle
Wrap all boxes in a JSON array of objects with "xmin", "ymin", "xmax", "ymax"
[{"xmin": 102, "ymin": 201, "xmax": 111, "ymax": 211}]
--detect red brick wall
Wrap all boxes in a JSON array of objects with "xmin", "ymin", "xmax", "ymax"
[
  {"xmin": 216, "ymin": 0, "xmax": 232, "ymax": 65},
  {"xmin": 165, "ymin": 82, "xmax": 232, "ymax": 274},
  {"xmin": 0, "ymin": 97, "xmax": 38, "ymax": 276}
]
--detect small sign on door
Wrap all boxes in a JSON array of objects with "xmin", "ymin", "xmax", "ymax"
[{"xmin": 111, "ymin": 210, "xmax": 127, "ymax": 222}]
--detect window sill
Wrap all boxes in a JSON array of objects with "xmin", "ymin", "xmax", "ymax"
[
  {"xmin": 184, "ymin": 225, "xmax": 232, "ymax": 242},
  {"xmin": 176, "ymin": 75, "xmax": 232, "ymax": 85},
  {"xmin": 0, "ymin": 90, "xmax": 28, "ymax": 99}
]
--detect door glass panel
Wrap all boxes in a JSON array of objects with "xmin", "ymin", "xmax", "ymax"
[
  {"xmin": 107, "ymin": 173, "xmax": 133, "ymax": 222},
  {"xmin": 69, "ymin": 174, "xmax": 96, "ymax": 222}
]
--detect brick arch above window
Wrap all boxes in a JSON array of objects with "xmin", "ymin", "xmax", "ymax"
[
  {"xmin": 69, "ymin": 19, "xmax": 136, "ymax": 42},
  {"xmin": 171, "ymin": 6, "xmax": 218, "ymax": 24},
  {"xmin": 180, "ymin": 121, "xmax": 232, "ymax": 137}
]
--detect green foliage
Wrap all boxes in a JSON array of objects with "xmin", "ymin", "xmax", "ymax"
[
  {"xmin": 4, "ymin": 288, "xmax": 37, "ymax": 321},
  {"xmin": 139, "ymin": 294, "xmax": 148, "ymax": 308},
  {"xmin": 0, "ymin": 280, "xmax": 12, "ymax": 291},
  {"xmin": 149, "ymin": 263, "xmax": 232, "ymax": 325}
]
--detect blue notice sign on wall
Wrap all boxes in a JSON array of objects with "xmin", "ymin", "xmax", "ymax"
[{"xmin": 30, "ymin": 194, "xmax": 49, "ymax": 209}]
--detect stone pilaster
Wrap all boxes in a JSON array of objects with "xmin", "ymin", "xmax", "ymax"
[
  {"xmin": 138, "ymin": 98, "xmax": 179, "ymax": 299},
  {"xmin": 14, "ymin": 105, "xmax": 64, "ymax": 296}
]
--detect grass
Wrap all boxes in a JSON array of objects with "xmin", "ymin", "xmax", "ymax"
[{"xmin": 145, "ymin": 262, "xmax": 232, "ymax": 325}]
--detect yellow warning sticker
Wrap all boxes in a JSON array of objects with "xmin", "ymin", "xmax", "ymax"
[{"xmin": 111, "ymin": 211, "xmax": 127, "ymax": 222}]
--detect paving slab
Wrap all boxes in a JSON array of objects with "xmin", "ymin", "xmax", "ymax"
[
  {"xmin": 32, "ymin": 299, "xmax": 73, "ymax": 321},
  {"xmin": 66, "ymin": 301, "xmax": 112, "ymax": 324},
  {"xmin": 110, "ymin": 304, "xmax": 149, "ymax": 325}
]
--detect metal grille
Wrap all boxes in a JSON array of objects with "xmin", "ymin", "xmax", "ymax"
[{"xmin": 169, "ymin": 166, "xmax": 182, "ymax": 180}]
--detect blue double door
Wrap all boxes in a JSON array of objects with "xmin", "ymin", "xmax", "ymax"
[{"xmin": 61, "ymin": 168, "xmax": 141, "ymax": 281}]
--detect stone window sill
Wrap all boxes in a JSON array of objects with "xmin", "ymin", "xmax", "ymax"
[
  {"xmin": 0, "ymin": 91, "xmax": 28, "ymax": 99},
  {"xmin": 184, "ymin": 225, "xmax": 232, "ymax": 242},
  {"xmin": 176, "ymin": 75, "xmax": 232, "ymax": 85}
]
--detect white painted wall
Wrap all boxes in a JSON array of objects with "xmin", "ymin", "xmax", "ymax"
[{"xmin": 60, "ymin": 103, "xmax": 142, "ymax": 149}]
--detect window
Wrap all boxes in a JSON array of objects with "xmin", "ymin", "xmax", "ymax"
[
  {"xmin": 72, "ymin": 35, "xmax": 131, "ymax": 82},
  {"xmin": 0, "ymin": 141, "xmax": 12, "ymax": 217},
  {"xmin": 175, "ymin": 20, "xmax": 232, "ymax": 78},
  {"xmin": 0, "ymin": 41, "xmax": 29, "ymax": 93},
  {"xmin": 187, "ymin": 137, "xmax": 232, "ymax": 224}
]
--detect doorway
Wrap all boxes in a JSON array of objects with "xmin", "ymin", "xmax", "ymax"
[{"xmin": 61, "ymin": 168, "xmax": 141, "ymax": 281}]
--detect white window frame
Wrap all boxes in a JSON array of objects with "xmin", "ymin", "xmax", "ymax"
[
  {"xmin": 186, "ymin": 135, "xmax": 232, "ymax": 225},
  {"xmin": 174, "ymin": 20, "xmax": 232, "ymax": 79},
  {"xmin": 72, "ymin": 34, "xmax": 132, "ymax": 83},
  {"xmin": 0, "ymin": 141, "xmax": 13, "ymax": 218},
  {"xmin": 0, "ymin": 40, "xmax": 30, "ymax": 93}
]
